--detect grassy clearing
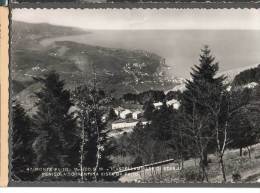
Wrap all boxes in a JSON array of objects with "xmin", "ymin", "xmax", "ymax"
[{"xmin": 119, "ymin": 143, "xmax": 260, "ymax": 183}]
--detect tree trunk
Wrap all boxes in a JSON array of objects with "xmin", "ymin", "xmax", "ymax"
[
  {"xmin": 201, "ymin": 164, "xmax": 209, "ymax": 182},
  {"xmin": 79, "ymin": 114, "xmax": 85, "ymax": 181},
  {"xmin": 247, "ymin": 146, "xmax": 251, "ymax": 159},
  {"xmin": 80, "ymin": 138, "xmax": 84, "ymax": 181},
  {"xmin": 202, "ymin": 149, "xmax": 208, "ymax": 166},
  {"xmin": 94, "ymin": 144, "xmax": 101, "ymax": 182},
  {"xmin": 194, "ymin": 158, "xmax": 197, "ymax": 167},
  {"xmin": 200, "ymin": 155, "xmax": 209, "ymax": 182},
  {"xmin": 219, "ymin": 155, "xmax": 226, "ymax": 182},
  {"xmin": 181, "ymin": 155, "xmax": 184, "ymax": 169}
]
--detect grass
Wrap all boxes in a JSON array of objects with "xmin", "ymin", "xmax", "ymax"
[{"xmin": 119, "ymin": 143, "xmax": 260, "ymax": 183}]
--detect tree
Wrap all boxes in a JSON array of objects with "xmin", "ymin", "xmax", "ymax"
[
  {"xmin": 168, "ymin": 109, "xmax": 190, "ymax": 169},
  {"xmin": 72, "ymin": 85, "xmax": 116, "ymax": 181},
  {"xmin": 166, "ymin": 90, "xmax": 182, "ymax": 101},
  {"xmin": 182, "ymin": 100, "xmax": 212, "ymax": 182},
  {"xmin": 128, "ymin": 122, "xmax": 157, "ymax": 164},
  {"xmin": 227, "ymin": 87, "xmax": 258, "ymax": 157},
  {"xmin": 150, "ymin": 102, "xmax": 173, "ymax": 142},
  {"xmin": 32, "ymin": 71, "xmax": 79, "ymax": 179},
  {"xmin": 209, "ymin": 90, "xmax": 230, "ymax": 182},
  {"xmin": 182, "ymin": 45, "xmax": 227, "ymax": 182},
  {"xmin": 12, "ymin": 102, "xmax": 36, "ymax": 181},
  {"xmin": 108, "ymin": 108, "xmax": 117, "ymax": 121},
  {"xmin": 230, "ymin": 108, "xmax": 258, "ymax": 157},
  {"xmin": 229, "ymin": 99, "xmax": 259, "ymax": 158},
  {"xmin": 250, "ymin": 85, "xmax": 260, "ymax": 141},
  {"xmin": 138, "ymin": 90, "xmax": 165, "ymax": 104},
  {"xmin": 143, "ymin": 100, "xmax": 155, "ymax": 121},
  {"xmin": 122, "ymin": 93, "xmax": 138, "ymax": 103}
]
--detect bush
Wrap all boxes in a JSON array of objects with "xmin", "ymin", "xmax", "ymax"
[
  {"xmin": 207, "ymin": 158, "xmax": 213, "ymax": 164},
  {"xmin": 178, "ymin": 167, "xmax": 203, "ymax": 182},
  {"xmin": 131, "ymin": 156, "xmax": 143, "ymax": 167},
  {"xmin": 232, "ymin": 171, "xmax": 241, "ymax": 182}
]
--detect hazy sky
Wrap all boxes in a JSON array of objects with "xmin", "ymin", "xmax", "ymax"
[{"xmin": 13, "ymin": 8, "xmax": 260, "ymax": 30}]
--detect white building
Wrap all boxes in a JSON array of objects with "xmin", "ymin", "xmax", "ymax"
[
  {"xmin": 132, "ymin": 110, "xmax": 143, "ymax": 119},
  {"xmin": 120, "ymin": 109, "xmax": 132, "ymax": 119},
  {"xmin": 114, "ymin": 106, "xmax": 124, "ymax": 116},
  {"xmin": 153, "ymin": 99, "xmax": 180, "ymax": 110},
  {"xmin": 153, "ymin": 102, "xmax": 163, "ymax": 109},
  {"xmin": 166, "ymin": 99, "xmax": 181, "ymax": 110},
  {"xmin": 226, "ymin": 85, "xmax": 232, "ymax": 92},
  {"xmin": 112, "ymin": 120, "xmax": 139, "ymax": 130},
  {"xmin": 111, "ymin": 119, "xmax": 149, "ymax": 130}
]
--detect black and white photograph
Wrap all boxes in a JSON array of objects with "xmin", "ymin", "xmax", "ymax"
[{"xmin": 10, "ymin": 8, "xmax": 260, "ymax": 184}]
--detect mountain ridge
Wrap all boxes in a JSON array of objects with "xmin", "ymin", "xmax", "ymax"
[
  {"xmin": 12, "ymin": 21, "xmax": 179, "ymax": 111},
  {"xmin": 166, "ymin": 63, "xmax": 260, "ymax": 93}
]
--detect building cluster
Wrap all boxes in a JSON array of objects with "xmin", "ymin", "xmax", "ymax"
[
  {"xmin": 111, "ymin": 98, "xmax": 180, "ymax": 131},
  {"xmin": 112, "ymin": 107, "xmax": 146, "ymax": 130},
  {"xmin": 114, "ymin": 107, "xmax": 143, "ymax": 120},
  {"xmin": 153, "ymin": 98, "xmax": 180, "ymax": 110}
]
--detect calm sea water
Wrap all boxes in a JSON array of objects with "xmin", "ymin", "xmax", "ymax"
[{"xmin": 40, "ymin": 30, "xmax": 260, "ymax": 78}]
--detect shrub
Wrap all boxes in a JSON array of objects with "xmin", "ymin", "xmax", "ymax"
[
  {"xmin": 232, "ymin": 171, "xmax": 242, "ymax": 182},
  {"xmin": 178, "ymin": 167, "xmax": 203, "ymax": 182}
]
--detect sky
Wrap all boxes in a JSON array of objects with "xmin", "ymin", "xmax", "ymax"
[{"xmin": 12, "ymin": 8, "xmax": 260, "ymax": 30}]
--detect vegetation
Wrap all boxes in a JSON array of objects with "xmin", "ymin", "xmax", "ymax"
[
  {"xmin": 32, "ymin": 72, "xmax": 79, "ymax": 180},
  {"xmin": 109, "ymin": 46, "xmax": 260, "ymax": 183},
  {"xmin": 72, "ymin": 84, "xmax": 117, "ymax": 181},
  {"xmin": 12, "ymin": 102, "xmax": 36, "ymax": 181},
  {"xmin": 232, "ymin": 65, "xmax": 260, "ymax": 86},
  {"xmin": 11, "ymin": 46, "xmax": 260, "ymax": 183},
  {"xmin": 123, "ymin": 90, "xmax": 166, "ymax": 104}
]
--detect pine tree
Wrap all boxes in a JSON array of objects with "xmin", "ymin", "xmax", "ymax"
[
  {"xmin": 183, "ymin": 45, "xmax": 226, "ymax": 117},
  {"xmin": 182, "ymin": 45, "xmax": 227, "ymax": 181},
  {"xmin": 12, "ymin": 102, "xmax": 36, "ymax": 181},
  {"xmin": 32, "ymin": 71, "xmax": 79, "ymax": 177}
]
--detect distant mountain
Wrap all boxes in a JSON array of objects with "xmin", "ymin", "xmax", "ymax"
[
  {"xmin": 12, "ymin": 21, "xmax": 179, "ymax": 111},
  {"xmin": 12, "ymin": 21, "xmax": 86, "ymax": 50}
]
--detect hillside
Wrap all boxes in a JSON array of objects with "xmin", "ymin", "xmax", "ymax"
[
  {"xmin": 232, "ymin": 64, "xmax": 260, "ymax": 86},
  {"xmin": 12, "ymin": 21, "xmax": 178, "ymax": 110},
  {"xmin": 167, "ymin": 64, "xmax": 260, "ymax": 93},
  {"xmin": 119, "ymin": 143, "xmax": 260, "ymax": 183},
  {"xmin": 12, "ymin": 21, "xmax": 87, "ymax": 50}
]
